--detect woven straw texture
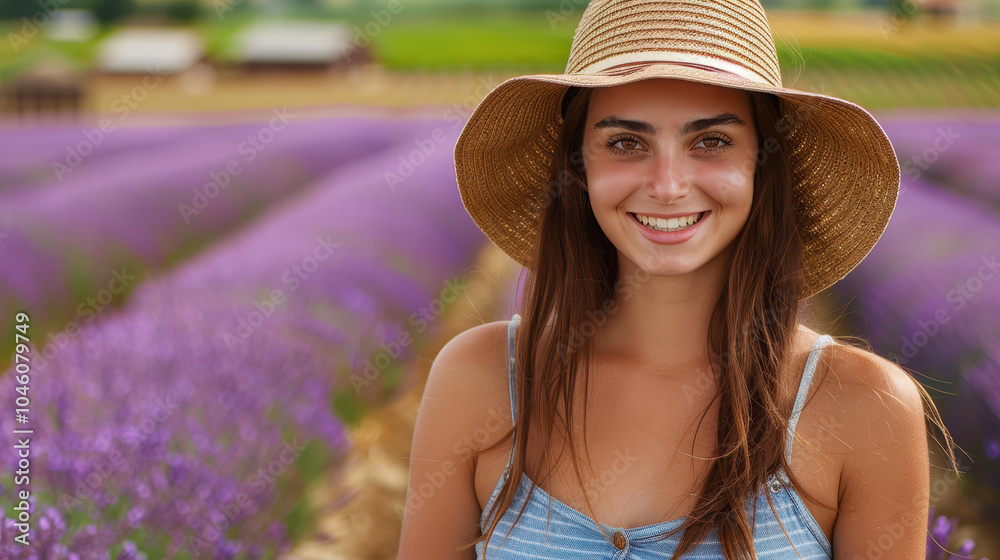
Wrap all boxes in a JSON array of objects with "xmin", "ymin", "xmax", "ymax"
[{"xmin": 453, "ymin": 0, "xmax": 900, "ymax": 300}]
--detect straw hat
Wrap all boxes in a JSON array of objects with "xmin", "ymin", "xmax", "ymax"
[{"xmin": 453, "ymin": 0, "xmax": 900, "ymax": 301}]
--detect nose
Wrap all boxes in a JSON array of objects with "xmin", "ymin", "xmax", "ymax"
[{"xmin": 644, "ymin": 148, "xmax": 691, "ymax": 204}]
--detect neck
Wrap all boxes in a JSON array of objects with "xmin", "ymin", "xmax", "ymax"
[{"xmin": 593, "ymin": 251, "xmax": 728, "ymax": 380}]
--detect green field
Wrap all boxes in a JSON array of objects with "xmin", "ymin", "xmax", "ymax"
[{"xmin": 2, "ymin": 10, "xmax": 998, "ymax": 108}]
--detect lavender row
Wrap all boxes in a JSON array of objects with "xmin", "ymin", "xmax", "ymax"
[
  {"xmin": 0, "ymin": 115, "xmax": 486, "ymax": 556},
  {"xmin": 832, "ymin": 175, "xmax": 1000, "ymax": 506},
  {"xmin": 0, "ymin": 124, "xmax": 211, "ymax": 195},
  {"xmin": 881, "ymin": 116, "xmax": 1000, "ymax": 212},
  {"xmin": 0, "ymin": 113, "xmax": 432, "ymax": 359}
]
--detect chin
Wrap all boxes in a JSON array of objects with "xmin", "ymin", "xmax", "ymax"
[
  {"xmin": 644, "ymin": 264, "xmax": 698, "ymax": 278},
  {"xmin": 624, "ymin": 251, "xmax": 700, "ymax": 277}
]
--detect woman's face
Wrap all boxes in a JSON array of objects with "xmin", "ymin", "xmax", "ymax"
[{"xmin": 581, "ymin": 78, "xmax": 758, "ymax": 280}]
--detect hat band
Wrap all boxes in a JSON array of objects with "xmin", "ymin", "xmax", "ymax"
[{"xmin": 575, "ymin": 51, "xmax": 775, "ymax": 86}]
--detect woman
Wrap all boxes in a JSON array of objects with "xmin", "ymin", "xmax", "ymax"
[{"xmin": 400, "ymin": 1, "xmax": 959, "ymax": 558}]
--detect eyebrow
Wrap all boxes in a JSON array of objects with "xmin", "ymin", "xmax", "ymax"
[{"xmin": 592, "ymin": 112, "xmax": 747, "ymax": 136}]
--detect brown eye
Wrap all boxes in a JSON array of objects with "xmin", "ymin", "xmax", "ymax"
[
  {"xmin": 606, "ymin": 134, "xmax": 645, "ymax": 155},
  {"xmin": 695, "ymin": 134, "xmax": 732, "ymax": 152}
]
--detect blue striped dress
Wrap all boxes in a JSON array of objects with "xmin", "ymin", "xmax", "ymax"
[{"xmin": 476, "ymin": 313, "xmax": 835, "ymax": 559}]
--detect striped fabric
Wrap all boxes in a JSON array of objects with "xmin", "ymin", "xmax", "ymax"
[{"xmin": 476, "ymin": 314, "xmax": 834, "ymax": 559}]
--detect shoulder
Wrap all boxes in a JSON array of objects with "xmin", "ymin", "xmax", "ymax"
[
  {"xmin": 431, "ymin": 319, "xmax": 512, "ymax": 377},
  {"xmin": 790, "ymin": 325, "xmax": 928, "ymax": 471},
  {"xmin": 806, "ymin": 334, "xmax": 929, "ymax": 503},
  {"xmin": 420, "ymin": 319, "xmax": 516, "ymax": 455},
  {"xmin": 430, "ymin": 319, "xmax": 514, "ymax": 395},
  {"xmin": 793, "ymin": 324, "xmax": 924, "ymax": 413},
  {"xmin": 808, "ymin": 343, "xmax": 932, "ymax": 553},
  {"xmin": 402, "ymin": 320, "xmax": 517, "ymax": 552},
  {"xmin": 816, "ymin": 336, "xmax": 926, "ymax": 419}
]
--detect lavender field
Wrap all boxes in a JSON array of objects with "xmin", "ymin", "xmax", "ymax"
[
  {"xmin": 0, "ymin": 114, "xmax": 441, "ymax": 363},
  {"xmin": 0, "ymin": 109, "xmax": 996, "ymax": 559},
  {"xmin": 0, "ymin": 111, "xmax": 486, "ymax": 557},
  {"xmin": 833, "ymin": 115, "xmax": 1000, "ymax": 550}
]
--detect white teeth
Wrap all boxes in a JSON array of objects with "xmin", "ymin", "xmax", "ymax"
[{"xmin": 635, "ymin": 212, "xmax": 702, "ymax": 232}]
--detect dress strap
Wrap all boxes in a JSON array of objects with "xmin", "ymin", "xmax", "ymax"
[
  {"xmin": 784, "ymin": 334, "xmax": 834, "ymax": 466},
  {"xmin": 502, "ymin": 314, "xmax": 521, "ymax": 481},
  {"xmin": 507, "ymin": 314, "xmax": 520, "ymax": 424}
]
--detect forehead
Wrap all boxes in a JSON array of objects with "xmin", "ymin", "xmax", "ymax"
[{"xmin": 587, "ymin": 78, "xmax": 752, "ymax": 121}]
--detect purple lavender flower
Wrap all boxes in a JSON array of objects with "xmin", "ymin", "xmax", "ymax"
[
  {"xmin": 0, "ymin": 114, "xmax": 441, "ymax": 359},
  {"xmin": 926, "ymin": 504, "xmax": 989, "ymax": 560},
  {"xmin": 833, "ymin": 169, "xmax": 1000, "ymax": 501},
  {"xmin": 0, "ymin": 112, "xmax": 487, "ymax": 556},
  {"xmin": 881, "ymin": 117, "xmax": 1000, "ymax": 211}
]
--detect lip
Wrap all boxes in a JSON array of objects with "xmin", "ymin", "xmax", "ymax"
[
  {"xmin": 628, "ymin": 211, "xmax": 710, "ymax": 245},
  {"xmin": 631, "ymin": 210, "xmax": 707, "ymax": 220}
]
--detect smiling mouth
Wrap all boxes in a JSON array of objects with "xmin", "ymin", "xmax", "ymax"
[{"xmin": 629, "ymin": 211, "xmax": 707, "ymax": 233}]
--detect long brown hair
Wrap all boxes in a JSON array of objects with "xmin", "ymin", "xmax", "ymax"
[{"xmin": 462, "ymin": 84, "xmax": 961, "ymax": 559}]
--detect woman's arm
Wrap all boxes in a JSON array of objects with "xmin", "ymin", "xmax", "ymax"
[
  {"xmin": 398, "ymin": 322, "xmax": 509, "ymax": 560},
  {"xmin": 831, "ymin": 349, "xmax": 931, "ymax": 558}
]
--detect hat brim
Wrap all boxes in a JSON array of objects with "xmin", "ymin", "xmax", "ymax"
[{"xmin": 454, "ymin": 62, "xmax": 900, "ymax": 300}]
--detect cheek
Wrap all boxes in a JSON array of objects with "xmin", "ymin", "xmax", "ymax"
[
  {"xmin": 711, "ymin": 160, "xmax": 755, "ymax": 211},
  {"xmin": 587, "ymin": 174, "xmax": 627, "ymax": 213},
  {"xmin": 584, "ymin": 155, "xmax": 636, "ymax": 209}
]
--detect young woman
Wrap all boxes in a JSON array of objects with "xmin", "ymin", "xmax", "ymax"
[{"xmin": 400, "ymin": 1, "xmax": 959, "ymax": 558}]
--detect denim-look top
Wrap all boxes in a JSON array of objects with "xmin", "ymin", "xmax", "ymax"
[{"xmin": 476, "ymin": 314, "xmax": 835, "ymax": 559}]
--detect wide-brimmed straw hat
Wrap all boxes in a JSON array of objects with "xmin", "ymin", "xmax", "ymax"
[{"xmin": 453, "ymin": 0, "xmax": 900, "ymax": 301}]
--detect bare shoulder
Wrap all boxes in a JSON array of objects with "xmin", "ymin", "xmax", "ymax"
[
  {"xmin": 793, "ymin": 323, "xmax": 923, "ymax": 410},
  {"xmin": 790, "ymin": 324, "xmax": 928, "ymax": 467},
  {"xmin": 430, "ymin": 319, "xmax": 512, "ymax": 397},
  {"xmin": 817, "ymin": 336, "xmax": 926, "ymax": 416},
  {"xmin": 810, "ymin": 344, "xmax": 932, "ymax": 554},
  {"xmin": 401, "ymin": 320, "xmax": 516, "ymax": 556},
  {"xmin": 421, "ymin": 319, "xmax": 515, "ymax": 456},
  {"xmin": 808, "ymin": 334, "xmax": 930, "ymax": 507},
  {"xmin": 431, "ymin": 319, "xmax": 510, "ymax": 377}
]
